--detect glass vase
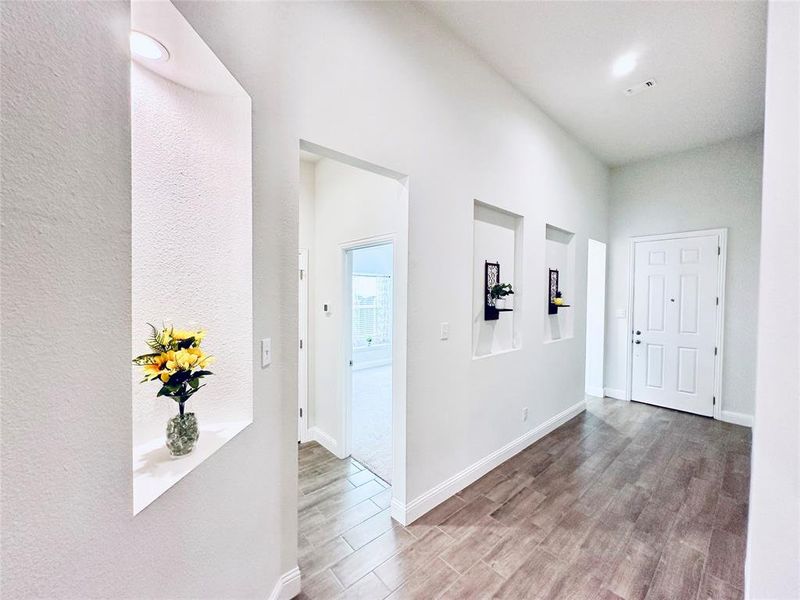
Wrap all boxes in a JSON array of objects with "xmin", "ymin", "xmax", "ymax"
[{"xmin": 166, "ymin": 412, "xmax": 199, "ymax": 457}]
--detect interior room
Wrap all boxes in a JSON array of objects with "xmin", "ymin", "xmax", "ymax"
[{"xmin": 1, "ymin": 1, "xmax": 798, "ymax": 599}]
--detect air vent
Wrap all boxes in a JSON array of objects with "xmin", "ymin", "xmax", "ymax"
[{"xmin": 624, "ymin": 78, "xmax": 657, "ymax": 96}]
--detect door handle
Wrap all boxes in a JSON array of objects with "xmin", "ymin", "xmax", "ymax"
[
  {"xmin": 349, "ymin": 360, "xmax": 353, "ymax": 366},
  {"xmin": 634, "ymin": 340, "xmax": 641, "ymax": 345},
  {"xmin": 635, "ymin": 330, "xmax": 641, "ymax": 335}
]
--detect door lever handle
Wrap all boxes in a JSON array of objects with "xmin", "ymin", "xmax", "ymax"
[
  {"xmin": 635, "ymin": 330, "xmax": 641, "ymax": 335},
  {"xmin": 634, "ymin": 340, "xmax": 641, "ymax": 345}
]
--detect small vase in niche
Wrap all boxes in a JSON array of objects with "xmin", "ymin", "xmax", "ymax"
[
  {"xmin": 132, "ymin": 324, "xmax": 214, "ymax": 460},
  {"xmin": 166, "ymin": 402, "xmax": 199, "ymax": 457}
]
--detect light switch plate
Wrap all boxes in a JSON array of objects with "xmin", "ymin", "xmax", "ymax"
[
  {"xmin": 261, "ymin": 338, "xmax": 271, "ymax": 367},
  {"xmin": 616, "ymin": 309, "xmax": 627, "ymax": 319},
  {"xmin": 440, "ymin": 322, "xmax": 449, "ymax": 340}
]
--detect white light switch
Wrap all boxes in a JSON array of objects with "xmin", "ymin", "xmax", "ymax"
[
  {"xmin": 440, "ymin": 322, "xmax": 449, "ymax": 340},
  {"xmin": 261, "ymin": 338, "xmax": 272, "ymax": 367},
  {"xmin": 616, "ymin": 309, "xmax": 627, "ymax": 319}
]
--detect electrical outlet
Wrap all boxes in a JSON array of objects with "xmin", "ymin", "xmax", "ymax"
[
  {"xmin": 440, "ymin": 322, "xmax": 449, "ymax": 340},
  {"xmin": 261, "ymin": 338, "xmax": 272, "ymax": 367},
  {"xmin": 522, "ymin": 407, "xmax": 528, "ymax": 422}
]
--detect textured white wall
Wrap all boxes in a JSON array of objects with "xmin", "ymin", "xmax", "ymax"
[
  {"xmin": 174, "ymin": 1, "xmax": 608, "ymax": 510},
  {"xmin": 0, "ymin": 2, "xmax": 286, "ymax": 598},
  {"xmin": 584, "ymin": 239, "xmax": 607, "ymax": 396},
  {"xmin": 746, "ymin": 2, "xmax": 800, "ymax": 597},
  {"xmin": 544, "ymin": 227, "xmax": 576, "ymax": 343},
  {"xmin": 604, "ymin": 134, "xmax": 763, "ymax": 417},
  {"xmin": 308, "ymin": 158, "xmax": 405, "ymax": 451},
  {"xmin": 1, "ymin": 1, "xmax": 609, "ymax": 595},
  {"xmin": 473, "ymin": 205, "xmax": 518, "ymax": 357},
  {"xmin": 132, "ymin": 63, "xmax": 252, "ymax": 446}
]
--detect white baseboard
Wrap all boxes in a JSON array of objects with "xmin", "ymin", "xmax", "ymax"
[
  {"xmin": 392, "ymin": 399, "xmax": 586, "ymax": 525},
  {"xmin": 309, "ymin": 426, "xmax": 342, "ymax": 458},
  {"xmin": 268, "ymin": 566, "xmax": 301, "ymax": 600},
  {"xmin": 721, "ymin": 410, "xmax": 754, "ymax": 428},
  {"xmin": 585, "ymin": 385, "xmax": 604, "ymax": 398},
  {"xmin": 604, "ymin": 387, "xmax": 626, "ymax": 400}
]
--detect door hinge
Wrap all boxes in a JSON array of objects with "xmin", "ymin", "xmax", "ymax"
[
  {"xmin": 713, "ymin": 396, "xmax": 716, "ymax": 406},
  {"xmin": 717, "ymin": 246, "xmax": 721, "ymax": 255},
  {"xmin": 714, "ymin": 346, "xmax": 718, "ymax": 356},
  {"xmin": 299, "ymin": 269, "xmax": 304, "ymax": 280},
  {"xmin": 299, "ymin": 339, "xmax": 303, "ymax": 349},
  {"xmin": 299, "ymin": 407, "xmax": 303, "ymax": 417},
  {"xmin": 716, "ymin": 297, "xmax": 719, "ymax": 306}
]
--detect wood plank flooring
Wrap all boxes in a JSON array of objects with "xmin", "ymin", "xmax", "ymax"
[{"xmin": 297, "ymin": 398, "xmax": 750, "ymax": 599}]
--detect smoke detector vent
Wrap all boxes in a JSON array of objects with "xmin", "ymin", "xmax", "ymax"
[{"xmin": 625, "ymin": 78, "xmax": 657, "ymax": 96}]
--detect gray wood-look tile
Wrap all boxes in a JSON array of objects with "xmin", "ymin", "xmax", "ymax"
[
  {"xmin": 296, "ymin": 397, "xmax": 751, "ymax": 600},
  {"xmin": 334, "ymin": 572, "xmax": 391, "ymax": 600},
  {"xmin": 331, "ymin": 526, "xmax": 416, "ymax": 588},
  {"xmin": 373, "ymin": 527, "xmax": 454, "ymax": 591},
  {"xmin": 385, "ymin": 557, "xmax": 459, "ymax": 600}
]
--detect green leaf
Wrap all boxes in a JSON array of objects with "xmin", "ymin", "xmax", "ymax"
[
  {"xmin": 132, "ymin": 353, "xmax": 161, "ymax": 365},
  {"xmin": 188, "ymin": 378, "xmax": 200, "ymax": 390}
]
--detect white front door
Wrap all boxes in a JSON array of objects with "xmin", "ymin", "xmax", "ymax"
[
  {"xmin": 631, "ymin": 233, "xmax": 720, "ymax": 416},
  {"xmin": 298, "ymin": 248, "xmax": 309, "ymax": 442}
]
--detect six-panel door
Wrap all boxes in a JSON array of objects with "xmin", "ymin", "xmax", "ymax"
[{"xmin": 631, "ymin": 234, "xmax": 719, "ymax": 416}]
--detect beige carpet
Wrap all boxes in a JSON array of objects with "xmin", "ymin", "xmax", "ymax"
[{"xmin": 351, "ymin": 365, "xmax": 392, "ymax": 483}]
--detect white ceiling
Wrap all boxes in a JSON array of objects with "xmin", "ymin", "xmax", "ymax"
[{"xmin": 421, "ymin": 1, "xmax": 767, "ymax": 166}]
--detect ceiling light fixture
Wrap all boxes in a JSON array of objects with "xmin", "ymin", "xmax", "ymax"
[
  {"xmin": 130, "ymin": 31, "xmax": 170, "ymax": 62},
  {"xmin": 612, "ymin": 52, "xmax": 637, "ymax": 78}
]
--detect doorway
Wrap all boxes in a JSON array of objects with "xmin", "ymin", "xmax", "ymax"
[
  {"xmin": 627, "ymin": 229, "xmax": 726, "ymax": 417},
  {"xmin": 297, "ymin": 139, "xmax": 408, "ymax": 523},
  {"xmin": 584, "ymin": 239, "xmax": 606, "ymax": 398},
  {"xmin": 345, "ymin": 242, "xmax": 393, "ymax": 483}
]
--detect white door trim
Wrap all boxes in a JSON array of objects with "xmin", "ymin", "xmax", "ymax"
[
  {"xmin": 625, "ymin": 228, "xmax": 727, "ymax": 420},
  {"xmin": 298, "ymin": 248, "xmax": 309, "ymax": 443},
  {"xmin": 341, "ymin": 234, "xmax": 395, "ymax": 460}
]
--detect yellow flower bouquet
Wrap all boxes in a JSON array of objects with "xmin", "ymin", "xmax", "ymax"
[{"xmin": 133, "ymin": 324, "xmax": 214, "ymax": 456}]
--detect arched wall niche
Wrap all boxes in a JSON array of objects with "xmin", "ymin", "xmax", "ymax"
[{"xmin": 131, "ymin": 0, "xmax": 253, "ymax": 515}]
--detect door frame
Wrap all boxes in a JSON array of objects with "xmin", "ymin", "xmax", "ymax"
[
  {"xmin": 341, "ymin": 234, "xmax": 396, "ymax": 461},
  {"xmin": 298, "ymin": 248, "xmax": 309, "ymax": 443},
  {"xmin": 624, "ymin": 228, "xmax": 727, "ymax": 420}
]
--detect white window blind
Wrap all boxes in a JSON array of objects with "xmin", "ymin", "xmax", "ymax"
[{"xmin": 352, "ymin": 273, "xmax": 392, "ymax": 349}]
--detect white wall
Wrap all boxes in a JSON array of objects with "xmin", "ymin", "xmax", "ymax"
[
  {"xmin": 585, "ymin": 239, "xmax": 607, "ymax": 397},
  {"xmin": 302, "ymin": 157, "xmax": 405, "ymax": 455},
  {"xmin": 131, "ymin": 62, "xmax": 252, "ymax": 446},
  {"xmin": 604, "ymin": 134, "xmax": 763, "ymax": 419},
  {"xmin": 746, "ymin": 2, "xmax": 800, "ymax": 597},
  {"xmin": 544, "ymin": 225, "xmax": 576, "ymax": 343},
  {"xmin": 473, "ymin": 203, "xmax": 520, "ymax": 357},
  {"xmin": 1, "ymin": 1, "xmax": 609, "ymax": 595},
  {"xmin": 174, "ymin": 0, "xmax": 608, "ymax": 520},
  {"xmin": 0, "ymin": 2, "xmax": 292, "ymax": 598}
]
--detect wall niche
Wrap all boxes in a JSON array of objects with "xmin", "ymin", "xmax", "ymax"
[
  {"xmin": 472, "ymin": 201, "xmax": 524, "ymax": 358},
  {"xmin": 131, "ymin": 0, "xmax": 253, "ymax": 514},
  {"xmin": 544, "ymin": 224, "xmax": 576, "ymax": 343}
]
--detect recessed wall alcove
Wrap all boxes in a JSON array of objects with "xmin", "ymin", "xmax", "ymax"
[
  {"xmin": 131, "ymin": 0, "xmax": 253, "ymax": 514},
  {"xmin": 472, "ymin": 201, "xmax": 524, "ymax": 358},
  {"xmin": 544, "ymin": 224, "xmax": 575, "ymax": 343}
]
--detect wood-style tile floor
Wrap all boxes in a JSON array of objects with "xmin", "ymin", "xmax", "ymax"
[{"xmin": 297, "ymin": 397, "xmax": 750, "ymax": 599}]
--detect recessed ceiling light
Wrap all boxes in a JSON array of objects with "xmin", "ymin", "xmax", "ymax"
[
  {"xmin": 130, "ymin": 31, "xmax": 169, "ymax": 62},
  {"xmin": 612, "ymin": 52, "xmax": 637, "ymax": 78}
]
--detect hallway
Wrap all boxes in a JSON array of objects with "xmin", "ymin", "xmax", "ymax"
[{"xmin": 297, "ymin": 398, "xmax": 750, "ymax": 599}]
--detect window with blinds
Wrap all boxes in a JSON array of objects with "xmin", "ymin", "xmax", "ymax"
[{"xmin": 352, "ymin": 273, "xmax": 392, "ymax": 349}]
